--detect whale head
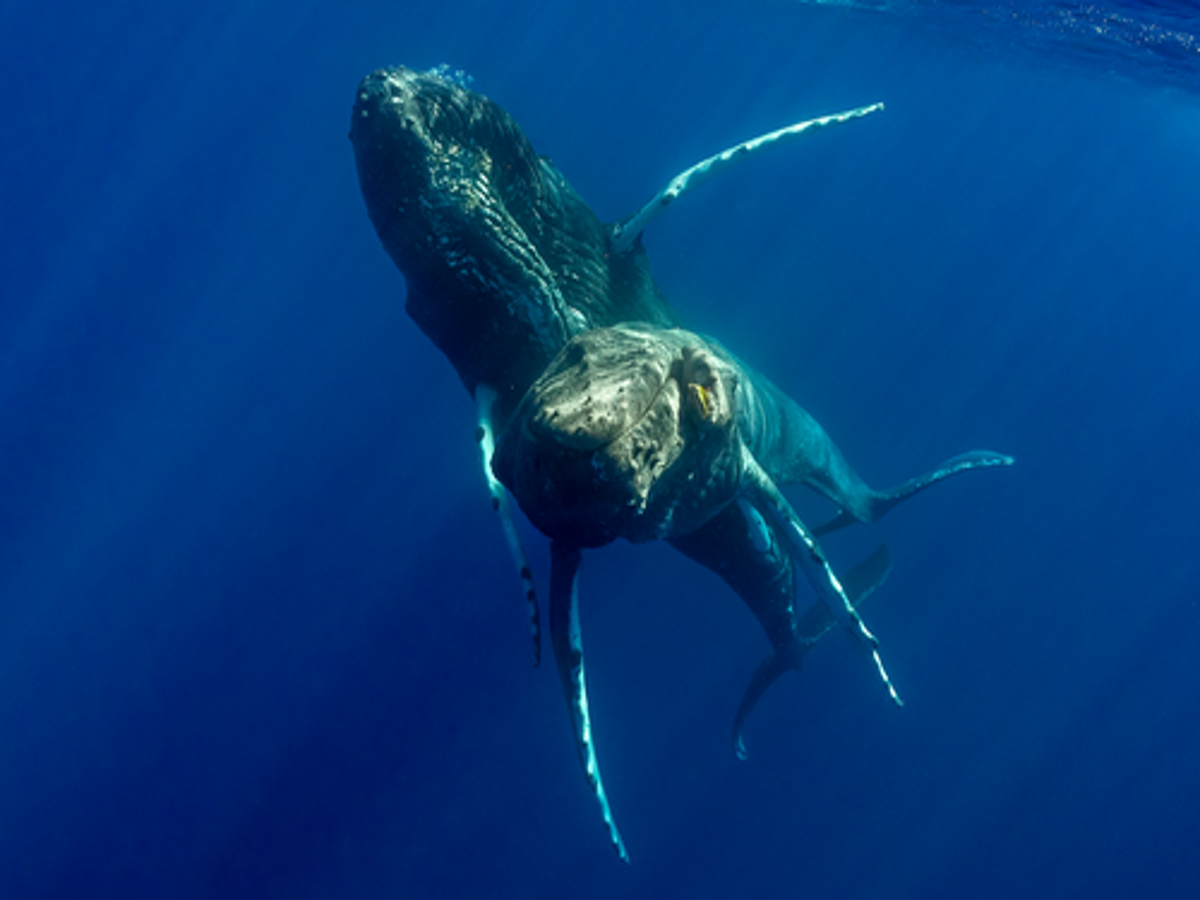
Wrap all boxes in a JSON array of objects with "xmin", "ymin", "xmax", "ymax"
[{"xmin": 493, "ymin": 325, "xmax": 744, "ymax": 548}]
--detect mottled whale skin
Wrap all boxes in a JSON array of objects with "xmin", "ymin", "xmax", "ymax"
[
  {"xmin": 350, "ymin": 65, "xmax": 1012, "ymax": 861},
  {"xmin": 349, "ymin": 65, "xmax": 678, "ymax": 427}
]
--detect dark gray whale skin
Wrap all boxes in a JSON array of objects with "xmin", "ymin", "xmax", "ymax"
[
  {"xmin": 348, "ymin": 66, "xmax": 845, "ymax": 725},
  {"xmin": 349, "ymin": 65, "xmax": 678, "ymax": 426},
  {"xmin": 490, "ymin": 323, "xmax": 903, "ymax": 749},
  {"xmin": 350, "ymin": 65, "xmax": 1011, "ymax": 860}
]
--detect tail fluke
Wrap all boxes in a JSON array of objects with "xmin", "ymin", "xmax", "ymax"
[
  {"xmin": 732, "ymin": 543, "xmax": 893, "ymax": 759},
  {"xmin": 814, "ymin": 450, "xmax": 1014, "ymax": 536},
  {"xmin": 732, "ymin": 652, "xmax": 794, "ymax": 761}
]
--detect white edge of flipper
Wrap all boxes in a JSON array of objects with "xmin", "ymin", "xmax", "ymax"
[
  {"xmin": 740, "ymin": 445, "xmax": 904, "ymax": 708},
  {"xmin": 476, "ymin": 384, "xmax": 542, "ymax": 667},
  {"xmin": 550, "ymin": 541, "xmax": 630, "ymax": 863},
  {"xmin": 610, "ymin": 102, "xmax": 885, "ymax": 253}
]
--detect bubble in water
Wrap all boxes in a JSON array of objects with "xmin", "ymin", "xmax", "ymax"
[{"xmin": 426, "ymin": 63, "xmax": 474, "ymax": 88}]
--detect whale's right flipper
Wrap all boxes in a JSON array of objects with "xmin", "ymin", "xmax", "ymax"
[
  {"xmin": 814, "ymin": 450, "xmax": 1015, "ymax": 536},
  {"xmin": 795, "ymin": 541, "xmax": 893, "ymax": 641},
  {"xmin": 741, "ymin": 445, "xmax": 904, "ymax": 707}
]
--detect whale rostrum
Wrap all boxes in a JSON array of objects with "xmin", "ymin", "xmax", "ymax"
[{"xmin": 350, "ymin": 64, "xmax": 1013, "ymax": 861}]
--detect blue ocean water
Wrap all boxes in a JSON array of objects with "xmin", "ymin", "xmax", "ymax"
[{"xmin": 2, "ymin": 1, "xmax": 1199, "ymax": 897}]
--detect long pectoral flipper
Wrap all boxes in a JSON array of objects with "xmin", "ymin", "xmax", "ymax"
[
  {"xmin": 549, "ymin": 541, "xmax": 629, "ymax": 863},
  {"xmin": 611, "ymin": 102, "xmax": 885, "ymax": 253},
  {"xmin": 740, "ymin": 445, "xmax": 904, "ymax": 708},
  {"xmin": 476, "ymin": 384, "xmax": 541, "ymax": 667}
]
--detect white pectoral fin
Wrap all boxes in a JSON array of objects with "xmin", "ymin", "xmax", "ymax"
[
  {"xmin": 476, "ymin": 384, "xmax": 541, "ymax": 667},
  {"xmin": 550, "ymin": 541, "xmax": 630, "ymax": 863},
  {"xmin": 741, "ymin": 446, "xmax": 903, "ymax": 707},
  {"xmin": 610, "ymin": 102, "xmax": 884, "ymax": 253}
]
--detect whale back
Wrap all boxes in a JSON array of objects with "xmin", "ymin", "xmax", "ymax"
[{"xmin": 349, "ymin": 66, "xmax": 679, "ymax": 421}]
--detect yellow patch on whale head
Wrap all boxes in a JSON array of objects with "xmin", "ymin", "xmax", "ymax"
[{"xmin": 690, "ymin": 382, "xmax": 715, "ymax": 421}]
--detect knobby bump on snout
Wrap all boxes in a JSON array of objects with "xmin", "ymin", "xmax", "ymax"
[{"xmin": 493, "ymin": 326, "xmax": 743, "ymax": 549}]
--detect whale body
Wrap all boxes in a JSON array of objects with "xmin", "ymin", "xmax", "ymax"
[{"xmin": 350, "ymin": 64, "xmax": 1012, "ymax": 860}]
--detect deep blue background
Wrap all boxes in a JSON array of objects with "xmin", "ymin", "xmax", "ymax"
[{"xmin": 3, "ymin": 1, "xmax": 1199, "ymax": 897}]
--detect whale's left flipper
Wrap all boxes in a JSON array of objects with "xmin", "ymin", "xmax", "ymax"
[
  {"xmin": 476, "ymin": 385, "xmax": 542, "ymax": 666},
  {"xmin": 610, "ymin": 102, "xmax": 885, "ymax": 253},
  {"xmin": 549, "ymin": 541, "xmax": 629, "ymax": 863},
  {"xmin": 814, "ymin": 450, "xmax": 1015, "ymax": 536}
]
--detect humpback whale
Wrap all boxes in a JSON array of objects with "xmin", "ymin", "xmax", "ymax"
[{"xmin": 350, "ymin": 64, "xmax": 1012, "ymax": 861}]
